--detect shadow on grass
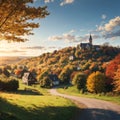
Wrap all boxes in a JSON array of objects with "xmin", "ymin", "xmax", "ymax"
[
  {"xmin": 0, "ymin": 97, "xmax": 76, "ymax": 120},
  {"xmin": 15, "ymin": 88, "xmax": 43, "ymax": 96},
  {"xmin": 4, "ymin": 88, "xmax": 43, "ymax": 96},
  {"xmin": 1, "ymin": 97, "xmax": 120, "ymax": 120}
]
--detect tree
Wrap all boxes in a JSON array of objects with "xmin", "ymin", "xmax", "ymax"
[
  {"xmin": 114, "ymin": 65, "xmax": 120, "ymax": 93},
  {"xmin": 0, "ymin": 0, "xmax": 49, "ymax": 42},
  {"xmin": 72, "ymin": 72, "xmax": 87, "ymax": 91},
  {"xmin": 2, "ymin": 68, "xmax": 10, "ymax": 77},
  {"xmin": 59, "ymin": 65, "xmax": 75, "ymax": 83},
  {"xmin": 40, "ymin": 76, "xmax": 52, "ymax": 88},
  {"xmin": 87, "ymin": 71, "xmax": 106, "ymax": 93},
  {"xmin": 105, "ymin": 54, "xmax": 120, "ymax": 87}
]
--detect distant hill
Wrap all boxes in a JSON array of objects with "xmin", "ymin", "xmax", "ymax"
[{"xmin": 0, "ymin": 56, "xmax": 29, "ymax": 66}]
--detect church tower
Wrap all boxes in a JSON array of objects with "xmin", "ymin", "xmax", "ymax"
[{"xmin": 89, "ymin": 34, "xmax": 92, "ymax": 45}]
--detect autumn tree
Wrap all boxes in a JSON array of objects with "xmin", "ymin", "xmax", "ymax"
[
  {"xmin": 114, "ymin": 65, "xmax": 120, "ymax": 93},
  {"xmin": 87, "ymin": 71, "xmax": 106, "ymax": 93},
  {"xmin": 59, "ymin": 65, "xmax": 75, "ymax": 83},
  {"xmin": 105, "ymin": 54, "xmax": 120, "ymax": 87},
  {"xmin": 0, "ymin": 0, "xmax": 49, "ymax": 42}
]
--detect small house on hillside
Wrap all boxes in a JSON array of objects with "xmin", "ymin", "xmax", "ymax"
[
  {"xmin": 22, "ymin": 72, "xmax": 37, "ymax": 85},
  {"xmin": 49, "ymin": 74, "xmax": 60, "ymax": 86}
]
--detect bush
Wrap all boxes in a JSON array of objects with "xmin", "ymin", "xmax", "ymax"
[{"xmin": 0, "ymin": 77, "xmax": 19, "ymax": 91}]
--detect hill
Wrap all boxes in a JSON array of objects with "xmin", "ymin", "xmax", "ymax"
[
  {"xmin": 0, "ymin": 56, "xmax": 29, "ymax": 66},
  {"xmin": 17, "ymin": 44, "xmax": 120, "ymax": 81}
]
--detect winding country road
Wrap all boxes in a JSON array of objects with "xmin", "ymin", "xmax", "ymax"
[{"xmin": 50, "ymin": 89, "xmax": 120, "ymax": 120}]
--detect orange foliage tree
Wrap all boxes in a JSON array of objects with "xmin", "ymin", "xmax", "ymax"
[
  {"xmin": 87, "ymin": 71, "xmax": 106, "ymax": 93},
  {"xmin": 105, "ymin": 54, "xmax": 120, "ymax": 85}
]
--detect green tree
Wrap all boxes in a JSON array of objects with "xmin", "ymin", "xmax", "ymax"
[
  {"xmin": 0, "ymin": 0, "xmax": 49, "ymax": 42},
  {"xmin": 72, "ymin": 72, "xmax": 87, "ymax": 91},
  {"xmin": 59, "ymin": 65, "xmax": 75, "ymax": 83},
  {"xmin": 87, "ymin": 71, "xmax": 106, "ymax": 93},
  {"xmin": 40, "ymin": 76, "xmax": 52, "ymax": 88}
]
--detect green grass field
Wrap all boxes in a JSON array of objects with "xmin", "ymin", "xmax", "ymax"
[
  {"xmin": 0, "ymin": 82, "xmax": 76, "ymax": 120},
  {"xmin": 58, "ymin": 85, "xmax": 120, "ymax": 105}
]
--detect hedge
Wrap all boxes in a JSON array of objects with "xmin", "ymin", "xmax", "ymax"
[{"xmin": 0, "ymin": 78, "xmax": 19, "ymax": 91}]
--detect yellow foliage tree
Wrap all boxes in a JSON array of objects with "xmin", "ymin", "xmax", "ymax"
[
  {"xmin": 0, "ymin": 0, "xmax": 49, "ymax": 42},
  {"xmin": 114, "ymin": 65, "xmax": 120, "ymax": 93},
  {"xmin": 87, "ymin": 71, "xmax": 106, "ymax": 93}
]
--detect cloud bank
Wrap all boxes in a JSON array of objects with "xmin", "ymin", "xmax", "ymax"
[
  {"xmin": 97, "ymin": 16, "xmax": 120, "ymax": 39},
  {"xmin": 48, "ymin": 30, "xmax": 100, "ymax": 43}
]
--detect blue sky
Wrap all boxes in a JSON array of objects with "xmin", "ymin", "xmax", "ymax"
[{"xmin": 0, "ymin": 0, "xmax": 120, "ymax": 56}]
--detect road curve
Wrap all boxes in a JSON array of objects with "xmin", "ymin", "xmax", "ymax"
[{"xmin": 49, "ymin": 89, "xmax": 120, "ymax": 120}]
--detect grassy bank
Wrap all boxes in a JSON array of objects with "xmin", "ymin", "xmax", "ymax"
[
  {"xmin": 58, "ymin": 85, "xmax": 120, "ymax": 105},
  {"xmin": 0, "ymin": 83, "xmax": 76, "ymax": 120}
]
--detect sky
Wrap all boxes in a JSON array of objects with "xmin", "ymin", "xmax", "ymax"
[{"xmin": 0, "ymin": 0, "xmax": 120, "ymax": 56}]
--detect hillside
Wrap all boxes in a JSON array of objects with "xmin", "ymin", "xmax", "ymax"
[{"xmin": 18, "ymin": 44, "xmax": 120, "ymax": 78}]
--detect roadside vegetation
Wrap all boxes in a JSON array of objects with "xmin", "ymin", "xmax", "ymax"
[{"xmin": 58, "ymin": 85, "xmax": 120, "ymax": 105}]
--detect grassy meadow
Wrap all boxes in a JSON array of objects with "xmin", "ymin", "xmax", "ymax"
[
  {"xmin": 58, "ymin": 85, "xmax": 120, "ymax": 105},
  {"xmin": 0, "ymin": 82, "xmax": 76, "ymax": 120}
]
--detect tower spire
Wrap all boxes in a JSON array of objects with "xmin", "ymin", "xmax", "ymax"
[{"xmin": 89, "ymin": 34, "xmax": 92, "ymax": 45}]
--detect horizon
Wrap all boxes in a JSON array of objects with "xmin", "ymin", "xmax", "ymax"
[{"xmin": 0, "ymin": 0, "xmax": 120, "ymax": 56}]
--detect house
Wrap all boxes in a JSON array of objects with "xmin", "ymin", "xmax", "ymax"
[
  {"xmin": 49, "ymin": 74, "xmax": 60, "ymax": 86},
  {"xmin": 80, "ymin": 34, "xmax": 93, "ymax": 50},
  {"xmin": 22, "ymin": 72, "xmax": 37, "ymax": 85}
]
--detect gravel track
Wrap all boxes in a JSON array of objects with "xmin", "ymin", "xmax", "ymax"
[{"xmin": 49, "ymin": 89, "xmax": 120, "ymax": 120}]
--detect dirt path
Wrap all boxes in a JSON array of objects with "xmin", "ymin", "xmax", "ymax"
[{"xmin": 49, "ymin": 89, "xmax": 120, "ymax": 120}]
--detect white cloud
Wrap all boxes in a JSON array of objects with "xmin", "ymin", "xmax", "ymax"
[
  {"xmin": 48, "ymin": 34, "xmax": 76, "ymax": 42},
  {"xmin": 48, "ymin": 35, "xmax": 63, "ymax": 41},
  {"xmin": 44, "ymin": 0, "xmax": 54, "ymax": 3},
  {"xmin": 22, "ymin": 46, "xmax": 45, "ymax": 50},
  {"xmin": 101, "ymin": 14, "xmax": 107, "ymax": 20},
  {"xmin": 60, "ymin": 0, "xmax": 74, "ymax": 6},
  {"xmin": 48, "ymin": 30, "xmax": 100, "ymax": 43},
  {"xmin": 48, "ymin": 30, "xmax": 77, "ymax": 42},
  {"xmin": 97, "ymin": 16, "xmax": 120, "ymax": 39},
  {"xmin": 98, "ymin": 16, "xmax": 120, "ymax": 32}
]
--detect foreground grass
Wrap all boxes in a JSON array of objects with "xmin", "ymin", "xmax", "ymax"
[
  {"xmin": 58, "ymin": 85, "xmax": 120, "ymax": 105},
  {"xmin": 0, "ymin": 83, "xmax": 76, "ymax": 120}
]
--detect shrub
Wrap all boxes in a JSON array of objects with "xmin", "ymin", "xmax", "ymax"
[
  {"xmin": 0, "ymin": 77, "xmax": 19, "ymax": 91},
  {"xmin": 86, "ymin": 71, "xmax": 106, "ymax": 93}
]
